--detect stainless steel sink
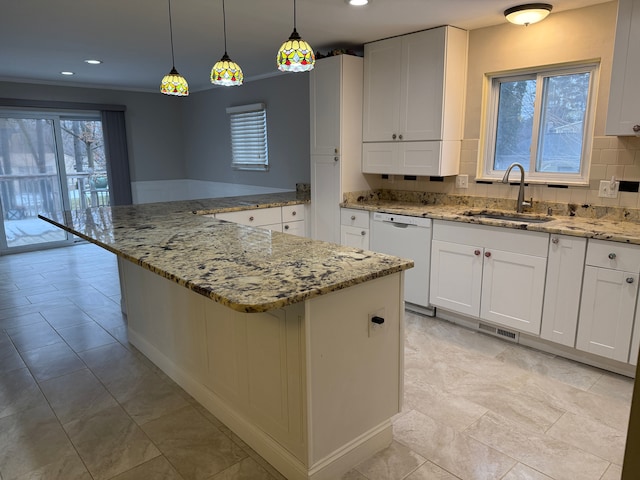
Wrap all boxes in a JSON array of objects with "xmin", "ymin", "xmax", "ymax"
[{"xmin": 463, "ymin": 211, "xmax": 554, "ymax": 224}]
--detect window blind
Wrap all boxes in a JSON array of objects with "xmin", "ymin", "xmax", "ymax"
[{"xmin": 226, "ymin": 103, "xmax": 268, "ymax": 171}]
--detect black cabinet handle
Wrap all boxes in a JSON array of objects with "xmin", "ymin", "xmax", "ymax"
[{"xmin": 371, "ymin": 316, "xmax": 385, "ymax": 325}]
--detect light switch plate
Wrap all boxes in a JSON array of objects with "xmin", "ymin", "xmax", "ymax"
[
  {"xmin": 598, "ymin": 180, "xmax": 619, "ymax": 198},
  {"xmin": 456, "ymin": 175, "xmax": 469, "ymax": 189}
]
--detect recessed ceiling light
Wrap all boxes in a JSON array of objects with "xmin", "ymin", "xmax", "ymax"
[
  {"xmin": 346, "ymin": 0, "xmax": 369, "ymax": 5},
  {"xmin": 61, "ymin": 71, "xmax": 74, "ymax": 75},
  {"xmin": 84, "ymin": 59, "xmax": 103, "ymax": 65}
]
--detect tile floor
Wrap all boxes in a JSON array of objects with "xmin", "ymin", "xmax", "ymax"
[{"xmin": 0, "ymin": 243, "xmax": 634, "ymax": 480}]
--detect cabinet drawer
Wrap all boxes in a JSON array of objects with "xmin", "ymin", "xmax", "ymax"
[
  {"xmin": 341, "ymin": 208, "xmax": 370, "ymax": 229},
  {"xmin": 282, "ymin": 204, "xmax": 305, "ymax": 222},
  {"xmin": 216, "ymin": 207, "xmax": 282, "ymax": 227},
  {"xmin": 585, "ymin": 239, "xmax": 640, "ymax": 272}
]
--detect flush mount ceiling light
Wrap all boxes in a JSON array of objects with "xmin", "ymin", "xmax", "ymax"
[
  {"xmin": 84, "ymin": 59, "xmax": 102, "ymax": 65},
  {"xmin": 504, "ymin": 3, "xmax": 553, "ymax": 26},
  {"xmin": 276, "ymin": 0, "xmax": 315, "ymax": 72},
  {"xmin": 160, "ymin": 0, "xmax": 189, "ymax": 96},
  {"xmin": 346, "ymin": 0, "xmax": 369, "ymax": 5},
  {"xmin": 61, "ymin": 71, "xmax": 74, "ymax": 76},
  {"xmin": 211, "ymin": 0, "xmax": 243, "ymax": 86}
]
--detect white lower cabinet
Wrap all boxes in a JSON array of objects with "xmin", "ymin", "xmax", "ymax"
[
  {"xmin": 575, "ymin": 238, "xmax": 640, "ymax": 362},
  {"xmin": 340, "ymin": 208, "xmax": 370, "ymax": 249},
  {"xmin": 212, "ymin": 205, "xmax": 306, "ymax": 237},
  {"xmin": 540, "ymin": 235, "xmax": 587, "ymax": 347},
  {"xmin": 430, "ymin": 220, "xmax": 548, "ymax": 335}
]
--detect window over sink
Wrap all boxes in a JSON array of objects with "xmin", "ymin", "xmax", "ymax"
[{"xmin": 479, "ymin": 62, "xmax": 599, "ymax": 185}]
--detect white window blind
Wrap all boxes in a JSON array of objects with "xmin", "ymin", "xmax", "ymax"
[{"xmin": 226, "ymin": 103, "xmax": 269, "ymax": 171}]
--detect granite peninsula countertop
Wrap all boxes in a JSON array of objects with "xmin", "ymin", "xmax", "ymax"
[
  {"xmin": 342, "ymin": 191, "xmax": 640, "ymax": 245},
  {"xmin": 38, "ymin": 191, "xmax": 413, "ymax": 313}
]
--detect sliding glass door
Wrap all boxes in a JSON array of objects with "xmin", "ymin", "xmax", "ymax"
[{"xmin": 0, "ymin": 111, "xmax": 109, "ymax": 254}]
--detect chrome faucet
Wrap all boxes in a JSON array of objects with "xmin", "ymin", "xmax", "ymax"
[{"xmin": 501, "ymin": 163, "xmax": 531, "ymax": 213}]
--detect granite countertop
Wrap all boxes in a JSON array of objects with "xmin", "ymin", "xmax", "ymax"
[
  {"xmin": 342, "ymin": 193, "xmax": 640, "ymax": 245},
  {"xmin": 38, "ymin": 191, "xmax": 413, "ymax": 313}
]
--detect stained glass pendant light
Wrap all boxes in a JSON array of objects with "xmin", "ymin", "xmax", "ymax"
[
  {"xmin": 276, "ymin": 0, "xmax": 315, "ymax": 72},
  {"xmin": 211, "ymin": 0, "xmax": 243, "ymax": 86},
  {"xmin": 160, "ymin": 0, "xmax": 189, "ymax": 96}
]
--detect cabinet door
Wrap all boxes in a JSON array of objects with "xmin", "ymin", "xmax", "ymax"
[
  {"xmin": 606, "ymin": 0, "xmax": 640, "ymax": 136},
  {"xmin": 310, "ymin": 56, "xmax": 341, "ymax": 155},
  {"xmin": 362, "ymin": 37, "xmax": 402, "ymax": 142},
  {"xmin": 541, "ymin": 236, "xmax": 587, "ymax": 347},
  {"xmin": 430, "ymin": 239, "xmax": 482, "ymax": 317},
  {"xmin": 397, "ymin": 141, "xmax": 441, "ymax": 176},
  {"xmin": 362, "ymin": 142, "xmax": 398, "ymax": 174},
  {"xmin": 340, "ymin": 225, "xmax": 369, "ymax": 250},
  {"xmin": 577, "ymin": 266, "xmax": 638, "ymax": 362},
  {"xmin": 480, "ymin": 249, "xmax": 547, "ymax": 335},
  {"xmin": 311, "ymin": 155, "xmax": 340, "ymax": 243},
  {"xmin": 400, "ymin": 28, "xmax": 445, "ymax": 141}
]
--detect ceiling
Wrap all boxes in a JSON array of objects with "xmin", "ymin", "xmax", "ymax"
[{"xmin": 1, "ymin": 0, "xmax": 611, "ymax": 94}]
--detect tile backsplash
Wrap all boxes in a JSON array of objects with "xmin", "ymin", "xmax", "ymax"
[{"xmin": 375, "ymin": 136, "xmax": 640, "ymax": 208}]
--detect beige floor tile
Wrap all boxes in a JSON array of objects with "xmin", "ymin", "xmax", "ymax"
[
  {"xmin": 516, "ymin": 373, "xmax": 632, "ymax": 433},
  {"xmin": 20, "ymin": 342, "xmax": 85, "ymax": 381},
  {"xmin": 0, "ymin": 334, "xmax": 26, "ymax": 375},
  {"xmin": 341, "ymin": 470, "xmax": 368, "ymax": 480},
  {"xmin": 78, "ymin": 342, "xmax": 152, "ymax": 386},
  {"xmin": 64, "ymin": 405, "xmax": 161, "ymax": 480},
  {"xmin": 354, "ymin": 440, "xmax": 426, "ymax": 480},
  {"xmin": 13, "ymin": 452, "xmax": 92, "ymax": 480},
  {"xmin": 444, "ymin": 374, "xmax": 565, "ymax": 434},
  {"xmin": 210, "ymin": 457, "xmax": 275, "ymax": 480},
  {"xmin": 39, "ymin": 368, "xmax": 118, "ymax": 425},
  {"xmin": 404, "ymin": 461, "xmax": 461, "ymax": 479},
  {"xmin": 600, "ymin": 463, "xmax": 622, "ymax": 480},
  {"xmin": 403, "ymin": 382, "xmax": 488, "ymax": 431},
  {"xmin": 0, "ymin": 312, "xmax": 44, "ymax": 330},
  {"xmin": 546, "ymin": 412, "xmax": 627, "ymax": 465},
  {"xmin": 39, "ymin": 304, "xmax": 94, "ymax": 329},
  {"xmin": 588, "ymin": 372, "xmax": 635, "ymax": 403},
  {"xmin": 6, "ymin": 321, "xmax": 64, "ymax": 353},
  {"xmin": 495, "ymin": 345, "xmax": 603, "ymax": 391},
  {"xmin": 142, "ymin": 406, "xmax": 248, "ymax": 480},
  {"xmin": 0, "ymin": 367, "xmax": 48, "ymax": 419},
  {"xmin": 0, "ymin": 405, "xmax": 77, "ymax": 479},
  {"xmin": 501, "ymin": 463, "xmax": 552, "ymax": 480},
  {"xmin": 465, "ymin": 411, "xmax": 610, "ymax": 480},
  {"xmin": 109, "ymin": 456, "xmax": 184, "ymax": 480},
  {"xmin": 56, "ymin": 321, "xmax": 117, "ymax": 352},
  {"xmin": 393, "ymin": 410, "xmax": 516, "ymax": 480},
  {"xmin": 119, "ymin": 374, "xmax": 190, "ymax": 425}
]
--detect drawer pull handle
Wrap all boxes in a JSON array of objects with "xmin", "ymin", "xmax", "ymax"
[
  {"xmin": 551, "ymin": 237, "xmax": 559, "ymax": 244},
  {"xmin": 249, "ymin": 216, "xmax": 254, "ymax": 222},
  {"xmin": 371, "ymin": 316, "xmax": 385, "ymax": 325},
  {"xmin": 351, "ymin": 215, "xmax": 356, "ymax": 220},
  {"xmin": 361, "ymin": 231, "xmax": 366, "ymax": 236},
  {"xmin": 627, "ymin": 277, "xmax": 634, "ymax": 284},
  {"xmin": 608, "ymin": 253, "xmax": 616, "ymax": 260},
  {"xmin": 392, "ymin": 134, "xmax": 397, "ymax": 140},
  {"xmin": 474, "ymin": 249, "xmax": 481, "ymax": 256},
  {"xmin": 485, "ymin": 251, "xmax": 492, "ymax": 258},
  {"xmin": 398, "ymin": 134, "xmax": 403, "ymax": 140},
  {"xmin": 284, "ymin": 225, "xmax": 290, "ymax": 230},
  {"xmin": 634, "ymin": 125, "xmax": 640, "ymax": 133},
  {"xmin": 291, "ymin": 211, "xmax": 296, "ymax": 216}
]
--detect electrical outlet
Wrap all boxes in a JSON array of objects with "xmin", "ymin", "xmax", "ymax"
[
  {"xmin": 456, "ymin": 174, "xmax": 469, "ymax": 189},
  {"xmin": 368, "ymin": 308, "xmax": 386, "ymax": 338},
  {"xmin": 598, "ymin": 180, "xmax": 619, "ymax": 198}
]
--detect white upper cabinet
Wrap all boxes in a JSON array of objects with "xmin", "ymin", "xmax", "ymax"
[
  {"xmin": 362, "ymin": 26, "xmax": 467, "ymax": 176},
  {"xmin": 606, "ymin": 0, "xmax": 640, "ymax": 136}
]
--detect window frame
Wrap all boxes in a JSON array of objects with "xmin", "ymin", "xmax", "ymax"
[
  {"xmin": 226, "ymin": 103, "xmax": 269, "ymax": 172},
  {"xmin": 478, "ymin": 62, "xmax": 599, "ymax": 185}
]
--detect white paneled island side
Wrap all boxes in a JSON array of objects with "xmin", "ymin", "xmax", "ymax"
[{"xmin": 39, "ymin": 192, "xmax": 413, "ymax": 480}]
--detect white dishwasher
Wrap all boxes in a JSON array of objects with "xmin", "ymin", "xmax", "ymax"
[{"xmin": 370, "ymin": 212, "xmax": 434, "ymax": 315}]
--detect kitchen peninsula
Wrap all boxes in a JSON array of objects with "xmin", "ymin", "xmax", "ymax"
[{"xmin": 39, "ymin": 191, "xmax": 413, "ymax": 480}]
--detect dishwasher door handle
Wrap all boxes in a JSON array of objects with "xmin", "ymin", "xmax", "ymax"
[{"xmin": 387, "ymin": 222, "xmax": 410, "ymax": 229}]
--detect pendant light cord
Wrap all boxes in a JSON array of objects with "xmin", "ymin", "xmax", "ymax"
[
  {"xmin": 222, "ymin": 0, "xmax": 228, "ymax": 54},
  {"xmin": 293, "ymin": 0, "xmax": 297, "ymax": 30},
  {"xmin": 168, "ymin": 0, "xmax": 176, "ymax": 68}
]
